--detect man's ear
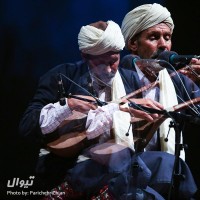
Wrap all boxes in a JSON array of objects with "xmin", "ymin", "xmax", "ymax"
[{"xmin": 128, "ymin": 39, "xmax": 138, "ymax": 53}]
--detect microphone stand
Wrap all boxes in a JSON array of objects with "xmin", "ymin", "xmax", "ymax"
[
  {"xmin": 128, "ymin": 101, "xmax": 193, "ymax": 199},
  {"xmin": 165, "ymin": 111, "xmax": 200, "ymax": 200},
  {"xmin": 167, "ymin": 119, "xmax": 185, "ymax": 200},
  {"xmin": 67, "ymin": 93, "xmax": 107, "ymax": 106},
  {"xmin": 58, "ymin": 73, "xmax": 107, "ymax": 107}
]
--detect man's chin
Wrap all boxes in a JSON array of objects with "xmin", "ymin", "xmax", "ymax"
[{"xmin": 105, "ymin": 78, "xmax": 114, "ymax": 86}]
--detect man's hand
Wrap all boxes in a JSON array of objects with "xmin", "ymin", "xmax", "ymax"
[
  {"xmin": 178, "ymin": 58, "xmax": 200, "ymax": 84},
  {"xmin": 67, "ymin": 95, "xmax": 97, "ymax": 114},
  {"xmin": 120, "ymin": 98, "xmax": 164, "ymax": 122}
]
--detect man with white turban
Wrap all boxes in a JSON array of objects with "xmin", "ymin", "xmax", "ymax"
[
  {"xmin": 122, "ymin": 3, "xmax": 200, "ymax": 85},
  {"xmin": 119, "ymin": 3, "xmax": 200, "ymax": 199},
  {"xmin": 121, "ymin": 3, "xmax": 174, "ymax": 52},
  {"xmin": 19, "ymin": 20, "xmax": 163, "ymax": 199}
]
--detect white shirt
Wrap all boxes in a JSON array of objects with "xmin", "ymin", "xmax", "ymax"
[{"xmin": 39, "ymin": 91, "xmax": 119, "ymax": 139}]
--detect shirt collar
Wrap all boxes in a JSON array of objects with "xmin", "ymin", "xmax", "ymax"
[{"xmin": 135, "ymin": 63, "xmax": 145, "ymax": 81}]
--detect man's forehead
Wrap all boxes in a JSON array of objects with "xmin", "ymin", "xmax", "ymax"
[{"xmin": 145, "ymin": 23, "xmax": 172, "ymax": 33}]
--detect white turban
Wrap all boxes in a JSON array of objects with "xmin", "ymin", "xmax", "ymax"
[
  {"xmin": 78, "ymin": 20, "xmax": 125, "ymax": 55},
  {"xmin": 121, "ymin": 3, "xmax": 174, "ymax": 49}
]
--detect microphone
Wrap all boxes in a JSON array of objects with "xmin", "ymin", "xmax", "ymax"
[
  {"xmin": 120, "ymin": 54, "xmax": 164, "ymax": 76},
  {"xmin": 120, "ymin": 54, "xmax": 140, "ymax": 70},
  {"xmin": 57, "ymin": 74, "xmax": 66, "ymax": 106},
  {"xmin": 157, "ymin": 51, "xmax": 200, "ymax": 66}
]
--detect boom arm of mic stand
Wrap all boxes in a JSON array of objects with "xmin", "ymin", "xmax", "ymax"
[
  {"xmin": 67, "ymin": 93, "xmax": 107, "ymax": 106},
  {"xmin": 168, "ymin": 111, "xmax": 200, "ymax": 125},
  {"xmin": 59, "ymin": 73, "xmax": 107, "ymax": 106}
]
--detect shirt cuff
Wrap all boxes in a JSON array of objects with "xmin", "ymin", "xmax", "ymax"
[
  {"xmin": 86, "ymin": 103, "xmax": 119, "ymax": 140},
  {"xmin": 40, "ymin": 99, "xmax": 72, "ymax": 135}
]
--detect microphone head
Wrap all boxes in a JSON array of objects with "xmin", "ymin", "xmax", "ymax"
[
  {"xmin": 120, "ymin": 54, "xmax": 140, "ymax": 70},
  {"xmin": 151, "ymin": 49, "xmax": 165, "ymax": 59},
  {"xmin": 156, "ymin": 50, "xmax": 178, "ymax": 63}
]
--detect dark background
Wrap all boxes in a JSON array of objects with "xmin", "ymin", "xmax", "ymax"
[{"xmin": 1, "ymin": 0, "xmax": 200, "ymax": 198}]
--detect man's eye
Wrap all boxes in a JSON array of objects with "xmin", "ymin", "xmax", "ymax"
[
  {"xmin": 164, "ymin": 36, "xmax": 171, "ymax": 41},
  {"xmin": 149, "ymin": 36, "xmax": 156, "ymax": 41}
]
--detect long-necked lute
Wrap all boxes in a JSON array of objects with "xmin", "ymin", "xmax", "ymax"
[{"xmin": 47, "ymin": 96, "xmax": 200, "ymax": 157}]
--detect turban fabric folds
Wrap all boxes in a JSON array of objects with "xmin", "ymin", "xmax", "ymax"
[
  {"xmin": 121, "ymin": 3, "xmax": 174, "ymax": 49},
  {"xmin": 78, "ymin": 20, "xmax": 125, "ymax": 55}
]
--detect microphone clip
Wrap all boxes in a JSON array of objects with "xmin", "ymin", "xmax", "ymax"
[{"xmin": 57, "ymin": 74, "xmax": 66, "ymax": 106}]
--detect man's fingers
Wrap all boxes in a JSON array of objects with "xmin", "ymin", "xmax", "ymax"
[{"xmin": 129, "ymin": 107, "xmax": 159, "ymax": 122}]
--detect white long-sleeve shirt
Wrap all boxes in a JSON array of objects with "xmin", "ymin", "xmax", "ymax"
[{"xmin": 39, "ymin": 98, "xmax": 119, "ymax": 140}]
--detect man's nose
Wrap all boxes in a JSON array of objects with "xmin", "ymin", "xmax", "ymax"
[
  {"xmin": 104, "ymin": 65, "xmax": 112, "ymax": 73},
  {"xmin": 158, "ymin": 37, "xmax": 168, "ymax": 49}
]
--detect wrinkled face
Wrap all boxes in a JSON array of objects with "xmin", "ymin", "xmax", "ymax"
[
  {"xmin": 85, "ymin": 51, "xmax": 120, "ymax": 85},
  {"xmin": 129, "ymin": 23, "xmax": 172, "ymax": 59}
]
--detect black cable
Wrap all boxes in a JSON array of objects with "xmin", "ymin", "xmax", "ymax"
[{"xmin": 59, "ymin": 73, "xmax": 107, "ymax": 106}]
